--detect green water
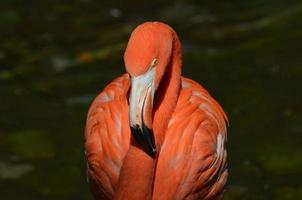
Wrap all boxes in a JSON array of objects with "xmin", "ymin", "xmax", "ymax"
[{"xmin": 1, "ymin": 0, "xmax": 302, "ymax": 199}]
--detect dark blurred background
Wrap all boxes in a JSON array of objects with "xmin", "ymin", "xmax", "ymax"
[{"xmin": 1, "ymin": 0, "xmax": 302, "ymax": 199}]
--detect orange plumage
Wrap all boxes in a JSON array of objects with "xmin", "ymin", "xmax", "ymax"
[{"xmin": 85, "ymin": 22, "xmax": 228, "ymax": 200}]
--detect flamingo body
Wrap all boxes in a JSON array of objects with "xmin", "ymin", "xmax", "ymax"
[{"xmin": 85, "ymin": 22, "xmax": 228, "ymax": 200}]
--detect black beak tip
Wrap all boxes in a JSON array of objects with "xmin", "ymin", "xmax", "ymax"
[
  {"xmin": 130, "ymin": 125, "xmax": 157, "ymax": 158},
  {"xmin": 149, "ymin": 147, "xmax": 157, "ymax": 157}
]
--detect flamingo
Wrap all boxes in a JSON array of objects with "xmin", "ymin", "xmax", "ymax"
[{"xmin": 85, "ymin": 22, "xmax": 228, "ymax": 200}]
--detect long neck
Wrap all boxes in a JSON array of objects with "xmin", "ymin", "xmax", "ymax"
[
  {"xmin": 115, "ymin": 34, "xmax": 182, "ymax": 200},
  {"xmin": 153, "ymin": 32, "xmax": 182, "ymax": 146}
]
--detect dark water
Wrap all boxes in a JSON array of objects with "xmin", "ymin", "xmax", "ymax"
[{"xmin": 1, "ymin": 0, "xmax": 302, "ymax": 199}]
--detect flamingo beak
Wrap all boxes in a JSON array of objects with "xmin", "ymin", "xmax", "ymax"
[{"xmin": 129, "ymin": 67, "xmax": 156, "ymax": 157}]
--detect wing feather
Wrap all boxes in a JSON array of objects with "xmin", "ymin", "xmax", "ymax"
[
  {"xmin": 85, "ymin": 74, "xmax": 131, "ymax": 199},
  {"xmin": 153, "ymin": 77, "xmax": 228, "ymax": 200}
]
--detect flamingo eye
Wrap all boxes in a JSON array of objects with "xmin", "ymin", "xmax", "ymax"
[{"xmin": 150, "ymin": 58, "xmax": 158, "ymax": 68}]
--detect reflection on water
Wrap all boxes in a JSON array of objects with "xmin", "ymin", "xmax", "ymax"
[{"xmin": 1, "ymin": 0, "xmax": 302, "ymax": 199}]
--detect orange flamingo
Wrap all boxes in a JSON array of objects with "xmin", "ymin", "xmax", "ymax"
[{"xmin": 85, "ymin": 22, "xmax": 228, "ymax": 200}]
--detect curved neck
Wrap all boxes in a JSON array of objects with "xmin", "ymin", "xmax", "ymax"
[
  {"xmin": 153, "ymin": 31, "xmax": 182, "ymax": 146},
  {"xmin": 115, "ymin": 33, "xmax": 182, "ymax": 200}
]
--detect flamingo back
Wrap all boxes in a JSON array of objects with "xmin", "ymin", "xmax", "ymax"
[{"xmin": 85, "ymin": 75, "xmax": 228, "ymax": 200}]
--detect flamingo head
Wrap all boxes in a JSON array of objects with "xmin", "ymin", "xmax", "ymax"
[{"xmin": 124, "ymin": 22, "xmax": 174, "ymax": 157}]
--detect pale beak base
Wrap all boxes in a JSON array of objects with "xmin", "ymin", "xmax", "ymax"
[{"xmin": 129, "ymin": 67, "xmax": 157, "ymax": 157}]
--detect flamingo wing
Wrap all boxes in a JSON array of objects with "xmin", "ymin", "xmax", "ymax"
[
  {"xmin": 85, "ymin": 74, "xmax": 131, "ymax": 199},
  {"xmin": 153, "ymin": 78, "xmax": 228, "ymax": 200}
]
